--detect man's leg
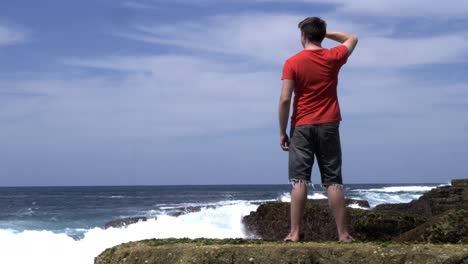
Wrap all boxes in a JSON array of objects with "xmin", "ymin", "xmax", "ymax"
[
  {"xmin": 285, "ymin": 180, "xmax": 308, "ymax": 241},
  {"xmin": 286, "ymin": 125, "xmax": 314, "ymax": 241},
  {"xmin": 326, "ymin": 184, "xmax": 353, "ymax": 241},
  {"xmin": 316, "ymin": 122, "xmax": 353, "ymax": 241}
]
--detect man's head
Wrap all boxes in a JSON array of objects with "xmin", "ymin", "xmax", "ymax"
[{"xmin": 298, "ymin": 17, "xmax": 327, "ymax": 47}]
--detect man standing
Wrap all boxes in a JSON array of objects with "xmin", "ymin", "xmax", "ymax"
[{"xmin": 278, "ymin": 17, "xmax": 358, "ymax": 242}]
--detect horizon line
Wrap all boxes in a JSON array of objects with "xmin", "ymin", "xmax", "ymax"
[{"xmin": 0, "ymin": 182, "xmax": 448, "ymax": 188}]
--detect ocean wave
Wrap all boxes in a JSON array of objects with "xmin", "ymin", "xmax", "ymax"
[
  {"xmin": 0, "ymin": 201, "xmax": 260, "ymax": 264},
  {"xmin": 352, "ymin": 192, "xmax": 423, "ymax": 208},
  {"xmin": 356, "ymin": 186, "xmax": 436, "ymax": 193}
]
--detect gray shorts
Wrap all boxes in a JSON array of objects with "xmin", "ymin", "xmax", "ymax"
[{"xmin": 288, "ymin": 122, "xmax": 343, "ymax": 186}]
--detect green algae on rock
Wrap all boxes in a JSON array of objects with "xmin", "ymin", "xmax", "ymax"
[
  {"xmin": 396, "ymin": 209, "xmax": 468, "ymax": 243},
  {"xmin": 95, "ymin": 238, "xmax": 468, "ymax": 264}
]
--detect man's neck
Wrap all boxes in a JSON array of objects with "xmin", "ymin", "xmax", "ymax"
[{"xmin": 304, "ymin": 41, "xmax": 322, "ymax": 50}]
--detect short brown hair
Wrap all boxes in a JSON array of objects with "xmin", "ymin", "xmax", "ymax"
[{"xmin": 298, "ymin": 17, "xmax": 327, "ymax": 43}]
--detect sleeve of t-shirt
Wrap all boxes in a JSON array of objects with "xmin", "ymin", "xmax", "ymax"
[
  {"xmin": 281, "ymin": 60, "xmax": 295, "ymax": 80},
  {"xmin": 330, "ymin": 45, "xmax": 349, "ymax": 67}
]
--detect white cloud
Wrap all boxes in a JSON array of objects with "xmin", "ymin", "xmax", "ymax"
[
  {"xmin": 0, "ymin": 24, "xmax": 26, "ymax": 46},
  {"xmin": 350, "ymin": 34, "xmax": 468, "ymax": 68},
  {"xmin": 138, "ymin": 0, "xmax": 468, "ymax": 17},
  {"xmin": 116, "ymin": 13, "xmax": 381, "ymax": 64},
  {"xmin": 331, "ymin": 0, "xmax": 468, "ymax": 17},
  {"xmin": 122, "ymin": 1, "xmax": 161, "ymax": 10},
  {"xmin": 243, "ymin": 0, "xmax": 468, "ymax": 17},
  {"xmin": 116, "ymin": 12, "xmax": 468, "ymax": 68},
  {"xmin": 2, "ymin": 55, "xmax": 279, "ymax": 145},
  {"xmin": 116, "ymin": 13, "xmax": 300, "ymax": 64}
]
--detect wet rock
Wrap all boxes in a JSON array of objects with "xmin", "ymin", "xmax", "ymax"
[
  {"xmin": 242, "ymin": 201, "xmax": 425, "ymax": 241},
  {"xmin": 452, "ymin": 178, "xmax": 468, "ymax": 187},
  {"xmin": 310, "ymin": 198, "xmax": 370, "ymax": 208},
  {"xmin": 396, "ymin": 209, "xmax": 468, "ymax": 243},
  {"xmin": 104, "ymin": 217, "xmax": 150, "ymax": 229}
]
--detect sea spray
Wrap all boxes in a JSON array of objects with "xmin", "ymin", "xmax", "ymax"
[{"xmin": 0, "ymin": 202, "xmax": 259, "ymax": 264}]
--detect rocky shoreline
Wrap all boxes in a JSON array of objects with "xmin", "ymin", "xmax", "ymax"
[{"xmin": 95, "ymin": 178, "xmax": 467, "ymax": 263}]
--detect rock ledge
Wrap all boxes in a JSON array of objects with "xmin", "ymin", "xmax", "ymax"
[{"xmin": 95, "ymin": 238, "xmax": 468, "ymax": 264}]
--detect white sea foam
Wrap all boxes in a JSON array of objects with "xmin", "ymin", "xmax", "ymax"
[
  {"xmin": 356, "ymin": 192, "xmax": 423, "ymax": 207},
  {"xmin": 361, "ymin": 186, "xmax": 436, "ymax": 193},
  {"xmin": 351, "ymin": 185, "xmax": 436, "ymax": 207},
  {"xmin": 279, "ymin": 192, "xmax": 327, "ymax": 202},
  {"xmin": 0, "ymin": 202, "xmax": 259, "ymax": 264},
  {"xmin": 155, "ymin": 199, "xmax": 275, "ymax": 215},
  {"xmin": 347, "ymin": 203, "xmax": 369, "ymax": 210}
]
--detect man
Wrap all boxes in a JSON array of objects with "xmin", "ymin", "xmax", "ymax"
[{"xmin": 278, "ymin": 17, "xmax": 358, "ymax": 242}]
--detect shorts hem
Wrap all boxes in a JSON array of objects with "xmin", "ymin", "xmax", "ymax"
[
  {"xmin": 321, "ymin": 183, "xmax": 343, "ymax": 190},
  {"xmin": 289, "ymin": 179, "xmax": 312, "ymax": 186}
]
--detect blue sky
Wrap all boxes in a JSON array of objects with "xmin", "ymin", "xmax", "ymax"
[{"xmin": 1, "ymin": 0, "xmax": 467, "ymax": 186}]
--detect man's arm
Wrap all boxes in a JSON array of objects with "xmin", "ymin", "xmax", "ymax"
[
  {"xmin": 278, "ymin": 79, "xmax": 294, "ymax": 151},
  {"xmin": 326, "ymin": 31, "xmax": 358, "ymax": 56}
]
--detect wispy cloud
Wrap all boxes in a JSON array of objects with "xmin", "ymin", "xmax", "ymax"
[
  {"xmin": 327, "ymin": 0, "xmax": 468, "ymax": 17},
  {"xmin": 3, "ymin": 54, "xmax": 278, "ymax": 145},
  {"xmin": 0, "ymin": 24, "xmax": 27, "ymax": 46},
  {"xmin": 351, "ymin": 34, "xmax": 468, "ymax": 68},
  {"xmin": 115, "ymin": 12, "xmax": 468, "ymax": 68},
  {"xmin": 121, "ymin": 1, "xmax": 161, "ymax": 10},
  {"xmin": 164, "ymin": 0, "xmax": 468, "ymax": 17}
]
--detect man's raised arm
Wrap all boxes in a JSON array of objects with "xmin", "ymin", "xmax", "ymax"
[{"xmin": 326, "ymin": 31, "xmax": 358, "ymax": 56}]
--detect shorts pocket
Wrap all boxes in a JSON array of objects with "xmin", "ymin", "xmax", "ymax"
[{"xmin": 320, "ymin": 124, "xmax": 341, "ymax": 155}]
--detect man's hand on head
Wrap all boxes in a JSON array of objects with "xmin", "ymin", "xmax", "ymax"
[{"xmin": 325, "ymin": 31, "xmax": 358, "ymax": 56}]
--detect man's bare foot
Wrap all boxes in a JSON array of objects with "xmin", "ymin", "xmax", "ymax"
[
  {"xmin": 284, "ymin": 232, "xmax": 300, "ymax": 242},
  {"xmin": 338, "ymin": 233, "xmax": 354, "ymax": 242}
]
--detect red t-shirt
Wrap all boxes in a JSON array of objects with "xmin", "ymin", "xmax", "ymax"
[{"xmin": 281, "ymin": 45, "xmax": 349, "ymax": 127}]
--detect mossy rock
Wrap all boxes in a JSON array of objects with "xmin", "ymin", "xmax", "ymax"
[
  {"xmin": 95, "ymin": 239, "xmax": 468, "ymax": 264},
  {"xmin": 452, "ymin": 178, "xmax": 468, "ymax": 187},
  {"xmin": 396, "ymin": 209, "xmax": 468, "ymax": 243}
]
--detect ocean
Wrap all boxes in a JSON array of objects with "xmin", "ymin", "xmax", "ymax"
[{"xmin": 0, "ymin": 183, "xmax": 446, "ymax": 264}]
